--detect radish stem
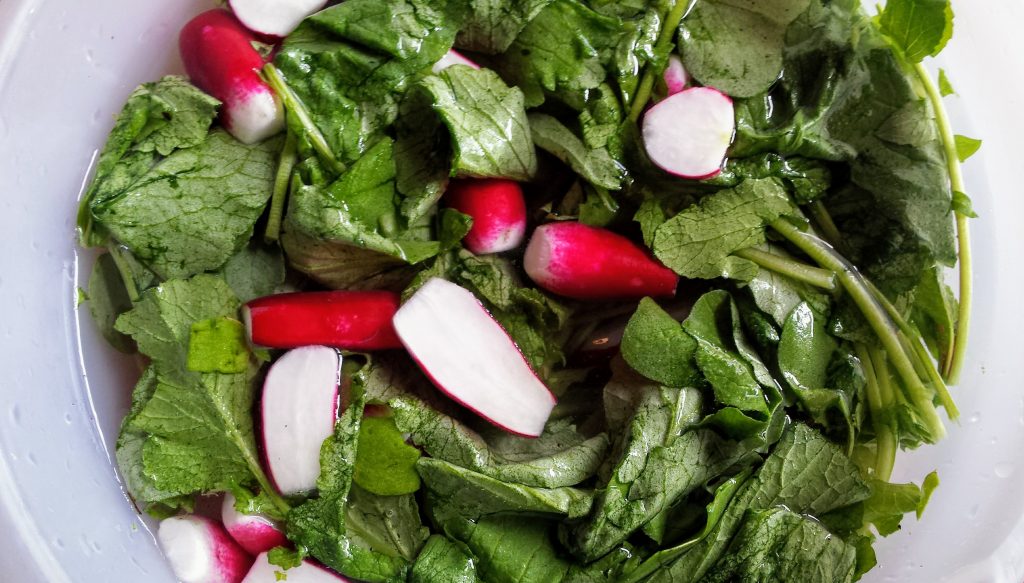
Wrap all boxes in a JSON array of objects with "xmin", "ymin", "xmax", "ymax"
[
  {"xmin": 264, "ymin": 131, "xmax": 297, "ymax": 243},
  {"xmin": 734, "ymin": 247, "xmax": 837, "ymax": 290},
  {"xmin": 860, "ymin": 345, "xmax": 897, "ymax": 482},
  {"xmin": 627, "ymin": 0, "xmax": 692, "ymax": 122},
  {"xmin": 107, "ymin": 244, "xmax": 140, "ymax": 302},
  {"xmin": 262, "ymin": 64, "xmax": 344, "ymax": 175}
]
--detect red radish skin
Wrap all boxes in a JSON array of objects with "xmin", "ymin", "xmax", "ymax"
[
  {"xmin": 393, "ymin": 278, "xmax": 556, "ymax": 438},
  {"xmin": 642, "ymin": 87, "xmax": 735, "ymax": 180},
  {"xmin": 261, "ymin": 346, "xmax": 341, "ymax": 496},
  {"xmin": 432, "ymin": 50, "xmax": 481, "ymax": 74},
  {"xmin": 158, "ymin": 515, "xmax": 253, "ymax": 583},
  {"xmin": 229, "ymin": 0, "xmax": 328, "ymax": 38},
  {"xmin": 179, "ymin": 9, "xmax": 284, "ymax": 144},
  {"xmin": 445, "ymin": 179, "xmax": 527, "ymax": 255},
  {"xmin": 524, "ymin": 223, "xmax": 679, "ymax": 300},
  {"xmin": 662, "ymin": 55, "xmax": 689, "ymax": 96},
  {"xmin": 244, "ymin": 291, "xmax": 402, "ymax": 350},
  {"xmin": 221, "ymin": 493, "xmax": 289, "ymax": 555},
  {"xmin": 243, "ymin": 552, "xmax": 350, "ymax": 582}
]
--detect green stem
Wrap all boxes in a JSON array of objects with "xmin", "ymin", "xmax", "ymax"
[
  {"xmin": 264, "ymin": 132, "xmax": 297, "ymax": 243},
  {"xmin": 627, "ymin": 0, "xmax": 692, "ymax": 122},
  {"xmin": 262, "ymin": 64, "xmax": 344, "ymax": 175},
  {"xmin": 734, "ymin": 247, "xmax": 837, "ymax": 290},
  {"xmin": 856, "ymin": 345, "xmax": 896, "ymax": 481},
  {"xmin": 107, "ymin": 244, "xmax": 140, "ymax": 302},
  {"xmin": 770, "ymin": 219, "xmax": 946, "ymax": 442},
  {"xmin": 915, "ymin": 62, "xmax": 973, "ymax": 384},
  {"xmin": 807, "ymin": 200, "xmax": 843, "ymax": 248}
]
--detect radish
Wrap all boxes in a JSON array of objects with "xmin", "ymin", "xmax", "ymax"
[
  {"xmin": 179, "ymin": 9, "xmax": 284, "ymax": 144},
  {"xmin": 261, "ymin": 346, "xmax": 342, "ymax": 496},
  {"xmin": 432, "ymin": 49, "xmax": 481, "ymax": 74},
  {"xmin": 393, "ymin": 278, "xmax": 555, "ymax": 437},
  {"xmin": 242, "ymin": 552, "xmax": 349, "ymax": 582},
  {"xmin": 229, "ymin": 0, "xmax": 328, "ymax": 39},
  {"xmin": 662, "ymin": 55, "xmax": 689, "ymax": 95},
  {"xmin": 523, "ymin": 222, "xmax": 679, "ymax": 300},
  {"xmin": 157, "ymin": 515, "xmax": 253, "ymax": 583},
  {"xmin": 221, "ymin": 493, "xmax": 289, "ymax": 555},
  {"xmin": 445, "ymin": 178, "xmax": 527, "ymax": 254},
  {"xmin": 244, "ymin": 291, "xmax": 402, "ymax": 350},
  {"xmin": 642, "ymin": 86, "xmax": 734, "ymax": 179}
]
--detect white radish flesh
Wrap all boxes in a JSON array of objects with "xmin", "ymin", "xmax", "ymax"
[
  {"xmin": 642, "ymin": 86, "xmax": 735, "ymax": 179},
  {"xmin": 221, "ymin": 493, "xmax": 289, "ymax": 555},
  {"xmin": 229, "ymin": 0, "xmax": 328, "ymax": 38},
  {"xmin": 243, "ymin": 552, "xmax": 349, "ymax": 582},
  {"xmin": 432, "ymin": 49, "xmax": 481, "ymax": 74},
  {"xmin": 261, "ymin": 346, "xmax": 341, "ymax": 496},
  {"xmin": 158, "ymin": 515, "xmax": 253, "ymax": 583},
  {"xmin": 393, "ymin": 278, "xmax": 556, "ymax": 438},
  {"xmin": 663, "ymin": 55, "xmax": 689, "ymax": 95}
]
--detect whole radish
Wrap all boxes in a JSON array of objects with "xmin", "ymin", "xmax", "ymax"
[
  {"xmin": 243, "ymin": 290, "xmax": 402, "ymax": 350},
  {"xmin": 221, "ymin": 493, "xmax": 289, "ymax": 555},
  {"xmin": 445, "ymin": 178, "xmax": 527, "ymax": 255},
  {"xmin": 179, "ymin": 9, "xmax": 284, "ymax": 144},
  {"xmin": 662, "ymin": 55, "xmax": 689, "ymax": 96},
  {"xmin": 158, "ymin": 515, "xmax": 253, "ymax": 583}
]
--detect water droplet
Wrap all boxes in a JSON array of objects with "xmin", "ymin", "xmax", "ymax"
[
  {"xmin": 90, "ymin": 540, "xmax": 102, "ymax": 553},
  {"xmin": 53, "ymin": 538, "xmax": 65, "ymax": 550},
  {"xmin": 26, "ymin": 453, "xmax": 37, "ymax": 466},
  {"xmin": 84, "ymin": 49, "xmax": 95, "ymax": 64},
  {"xmin": 9, "ymin": 405, "xmax": 21, "ymax": 426},
  {"xmin": 968, "ymin": 411, "xmax": 981, "ymax": 423},
  {"xmin": 995, "ymin": 463, "xmax": 1015, "ymax": 479},
  {"xmin": 968, "ymin": 504, "xmax": 980, "ymax": 519},
  {"xmin": 64, "ymin": 412, "xmax": 73, "ymax": 425}
]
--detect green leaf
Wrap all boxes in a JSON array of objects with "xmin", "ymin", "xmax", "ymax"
[
  {"xmin": 744, "ymin": 245, "xmax": 831, "ymax": 327},
  {"xmin": 219, "ymin": 242, "xmax": 287, "ymax": 303},
  {"xmin": 951, "ymin": 190, "xmax": 978, "ymax": 218},
  {"xmin": 87, "ymin": 253, "xmax": 135, "ymax": 353},
  {"xmin": 937, "ymin": 68, "xmax": 955, "ymax": 96},
  {"xmin": 280, "ymin": 227, "xmax": 418, "ymax": 291},
  {"xmin": 354, "ymin": 416, "xmax": 423, "ymax": 496},
  {"xmin": 877, "ymin": 0, "xmax": 954, "ymax": 63},
  {"xmin": 92, "ymin": 130, "xmax": 282, "ymax": 280},
  {"xmin": 187, "ymin": 317, "xmax": 249, "ymax": 374},
  {"xmin": 394, "ymin": 85, "xmax": 452, "ymax": 223},
  {"xmin": 652, "ymin": 179, "xmax": 796, "ymax": 281},
  {"xmin": 528, "ymin": 113, "xmax": 623, "ymax": 190},
  {"xmin": 917, "ymin": 470, "xmax": 940, "ymax": 517},
  {"xmin": 411, "ymin": 535, "xmax": 481, "ymax": 583},
  {"xmin": 876, "ymin": 100, "xmax": 938, "ymax": 147},
  {"xmin": 346, "ymin": 485, "xmax": 430, "ymax": 562},
  {"xmin": 620, "ymin": 297, "xmax": 701, "ymax": 387},
  {"xmin": 912, "ymin": 266, "xmax": 958, "ymax": 365},
  {"xmin": 954, "ymin": 134, "xmax": 982, "ymax": 162},
  {"xmin": 455, "ymin": 0, "xmax": 553, "ymax": 54}
]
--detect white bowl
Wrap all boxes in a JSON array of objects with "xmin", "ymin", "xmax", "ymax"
[{"xmin": 0, "ymin": 1, "xmax": 1022, "ymax": 581}]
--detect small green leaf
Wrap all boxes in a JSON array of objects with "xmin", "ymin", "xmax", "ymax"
[
  {"xmin": 268, "ymin": 546, "xmax": 304, "ymax": 570},
  {"xmin": 877, "ymin": 0, "xmax": 954, "ymax": 63},
  {"xmin": 937, "ymin": 68, "xmax": 956, "ymax": 96},
  {"xmin": 354, "ymin": 416, "xmax": 423, "ymax": 496},
  {"xmin": 916, "ymin": 471, "xmax": 940, "ymax": 518},
  {"xmin": 951, "ymin": 191, "xmax": 978, "ymax": 217},
  {"xmin": 187, "ymin": 317, "xmax": 249, "ymax": 374},
  {"xmin": 620, "ymin": 298, "xmax": 701, "ymax": 387},
  {"xmin": 954, "ymin": 134, "xmax": 982, "ymax": 162}
]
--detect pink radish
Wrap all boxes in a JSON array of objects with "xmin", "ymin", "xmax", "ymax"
[
  {"xmin": 393, "ymin": 278, "xmax": 555, "ymax": 437},
  {"xmin": 523, "ymin": 223, "xmax": 679, "ymax": 300},
  {"xmin": 642, "ymin": 86, "xmax": 734, "ymax": 179},
  {"xmin": 445, "ymin": 178, "xmax": 527, "ymax": 254},
  {"xmin": 243, "ymin": 552, "xmax": 349, "ymax": 582},
  {"xmin": 221, "ymin": 493, "xmax": 289, "ymax": 555},
  {"xmin": 179, "ymin": 9, "xmax": 284, "ymax": 144},
  {"xmin": 432, "ymin": 50, "xmax": 481, "ymax": 74},
  {"xmin": 244, "ymin": 291, "xmax": 402, "ymax": 350},
  {"xmin": 229, "ymin": 0, "xmax": 328, "ymax": 38},
  {"xmin": 662, "ymin": 55, "xmax": 689, "ymax": 95},
  {"xmin": 261, "ymin": 346, "xmax": 342, "ymax": 496},
  {"xmin": 157, "ymin": 515, "xmax": 253, "ymax": 583}
]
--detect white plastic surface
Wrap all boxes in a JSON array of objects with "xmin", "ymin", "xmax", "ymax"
[{"xmin": 0, "ymin": 1, "xmax": 1021, "ymax": 581}]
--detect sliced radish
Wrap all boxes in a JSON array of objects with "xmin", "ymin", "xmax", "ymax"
[
  {"xmin": 228, "ymin": 0, "xmax": 328, "ymax": 38},
  {"xmin": 523, "ymin": 222, "xmax": 678, "ymax": 300},
  {"xmin": 244, "ymin": 291, "xmax": 402, "ymax": 351},
  {"xmin": 261, "ymin": 346, "xmax": 341, "ymax": 496},
  {"xmin": 393, "ymin": 278, "xmax": 555, "ymax": 437},
  {"xmin": 642, "ymin": 86, "xmax": 734, "ymax": 179},
  {"xmin": 663, "ymin": 55, "xmax": 689, "ymax": 95},
  {"xmin": 179, "ymin": 9, "xmax": 284, "ymax": 144},
  {"xmin": 432, "ymin": 49, "xmax": 481, "ymax": 74},
  {"xmin": 445, "ymin": 178, "xmax": 527, "ymax": 254},
  {"xmin": 158, "ymin": 515, "xmax": 253, "ymax": 583},
  {"xmin": 243, "ymin": 552, "xmax": 349, "ymax": 582},
  {"xmin": 221, "ymin": 493, "xmax": 289, "ymax": 555}
]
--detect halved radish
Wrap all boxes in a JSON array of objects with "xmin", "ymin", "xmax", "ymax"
[
  {"xmin": 221, "ymin": 493, "xmax": 289, "ymax": 555},
  {"xmin": 523, "ymin": 222, "xmax": 678, "ymax": 300},
  {"xmin": 179, "ymin": 9, "xmax": 284, "ymax": 144},
  {"xmin": 663, "ymin": 55, "xmax": 689, "ymax": 95},
  {"xmin": 642, "ymin": 86, "xmax": 734, "ymax": 179},
  {"xmin": 393, "ymin": 278, "xmax": 555, "ymax": 437},
  {"xmin": 244, "ymin": 291, "xmax": 402, "ymax": 350},
  {"xmin": 243, "ymin": 552, "xmax": 349, "ymax": 582},
  {"xmin": 158, "ymin": 515, "xmax": 253, "ymax": 583},
  {"xmin": 261, "ymin": 346, "xmax": 342, "ymax": 496},
  {"xmin": 445, "ymin": 178, "xmax": 527, "ymax": 254},
  {"xmin": 229, "ymin": 0, "xmax": 328, "ymax": 38},
  {"xmin": 432, "ymin": 50, "xmax": 481, "ymax": 74}
]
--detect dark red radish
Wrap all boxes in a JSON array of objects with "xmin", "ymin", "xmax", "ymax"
[
  {"xmin": 642, "ymin": 86, "xmax": 734, "ymax": 179},
  {"xmin": 445, "ymin": 178, "xmax": 527, "ymax": 255},
  {"xmin": 393, "ymin": 278, "xmax": 556, "ymax": 438},
  {"xmin": 523, "ymin": 222, "xmax": 678, "ymax": 300},
  {"xmin": 244, "ymin": 291, "xmax": 402, "ymax": 350},
  {"xmin": 261, "ymin": 346, "xmax": 342, "ymax": 496},
  {"xmin": 179, "ymin": 9, "xmax": 284, "ymax": 144},
  {"xmin": 243, "ymin": 552, "xmax": 350, "ymax": 582},
  {"xmin": 229, "ymin": 0, "xmax": 328, "ymax": 38},
  {"xmin": 662, "ymin": 55, "xmax": 689, "ymax": 96},
  {"xmin": 432, "ymin": 50, "xmax": 481, "ymax": 74},
  {"xmin": 221, "ymin": 493, "xmax": 289, "ymax": 555},
  {"xmin": 157, "ymin": 515, "xmax": 253, "ymax": 583}
]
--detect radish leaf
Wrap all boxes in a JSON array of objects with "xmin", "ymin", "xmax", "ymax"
[
  {"xmin": 455, "ymin": 0, "xmax": 553, "ymax": 54},
  {"xmin": 621, "ymin": 298, "xmax": 700, "ymax": 387},
  {"xmin": 353, "ymin": 416, "xmax": 423, "ymax": 496},
  {"xmin": 877, "ymin": 0, "xmax": 953, "ymax": 63},
  {"xmin": 954, "ymin": 134, "xmax": 982, "ymax": 162},
  {"xmin": 411, "ymin": 535, "xmax": 481, "ymax": 583}
]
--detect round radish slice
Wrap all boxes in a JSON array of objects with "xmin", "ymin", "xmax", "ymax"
[
  {"xmin": 642, "ymin": 86, "xmax": 735, "ymax": 179},
  {"xmin": 243, "ymin": 552, "xmax": 350, "ymax": 582},
  {"xmin": 158, "ymin": 515, "xmax": 253, "ymax": 583},
  {"xmin": 229, "ymin": 0, "xmax": 328, "ymax": 38},
  {"xmin": 222, "ymin": 493, "xmax": 289, "ymax": 555},
  {"xmin": 432, "ymin": 50, "xmax": 481, "ymax": 74}
]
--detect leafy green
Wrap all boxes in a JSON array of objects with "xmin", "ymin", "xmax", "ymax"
[
  {"xmin": 455, "ymin": 0, "xmax": 553, "ymax": 54},
  {"xmin": 87, "ymin": 253, "xmax": 135, "ymax": 353},
  {"xmin": 346, "ymin": 485, "xmax": 430, "ymax": 562},
  {"xmin": 354, "ymin": 416, "xmax": 423, "ymax": 496},
  {"xmin": 620, "ymin": 297, "xmax": 701, "ymax": 387},
  {"xmin": 186, "ymin": 317, "xmax": 249, "ymax": 374},
  {"xmin": 411, "ymin": 535, "xmax": 481, "ymax": 583},
  {"xmin": 528, "ymin": 112, "xmax": 623, "ymax": 190},
  {"xmin": 937, "ymin": 68, "xmax": 955, "ymax": 96},
  {"xmin": 219, "ymin": 242, "xmax": 286, "ymax": 303},
  {"xmin": 954, "ymin": 134, "xmax": 982, "ymax": 162},
  {"xmin": 877, "ymin": 0, "xmax": 953, "ymax": 63},
  {"xmin": 280, "ymin": 227, "xmax": 418, "ymax": 290}
]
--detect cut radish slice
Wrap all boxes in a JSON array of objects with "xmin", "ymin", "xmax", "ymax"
[
  {"xmin": 158, "ymin": 515, "xmax": 253, "ymax": 583},
  {"xmin": 261, "ymin": 346, "xmax": 341, "ymax": 496},
  {"xmin": 244, "ymin": 291, "xmax": 402, "ymax": 351},
  {"xmin": 663, "ymin": 55, "xmax": 689, "ymax": 95},
  {"xmin": 445, "ymin": 178, "xmax": 527, "ymax": 254},
  {"xmin": 229, "ymin": 0, "xmax": 328, "ymax": 38},
  {"xmin": 523, "ymin": 222, "xmax": 679, "ymax": 300},
  {"xmin": 393, "ymin": 278, "xmax": 555, "ymax": 437},
  {"xmin": 642, "ymin": 86, "xmax": 734, "ymax": 179},
  {"xmin": 222, "ymin": 493, "xmax": 289, "ymax": 555},
  {"xmin": 243, "ymin": 552, "xmax": 349, "ymax": 582},
  {"xmin": 432, "ymin": 49, "xmax": 481, "ymax": 74}
]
